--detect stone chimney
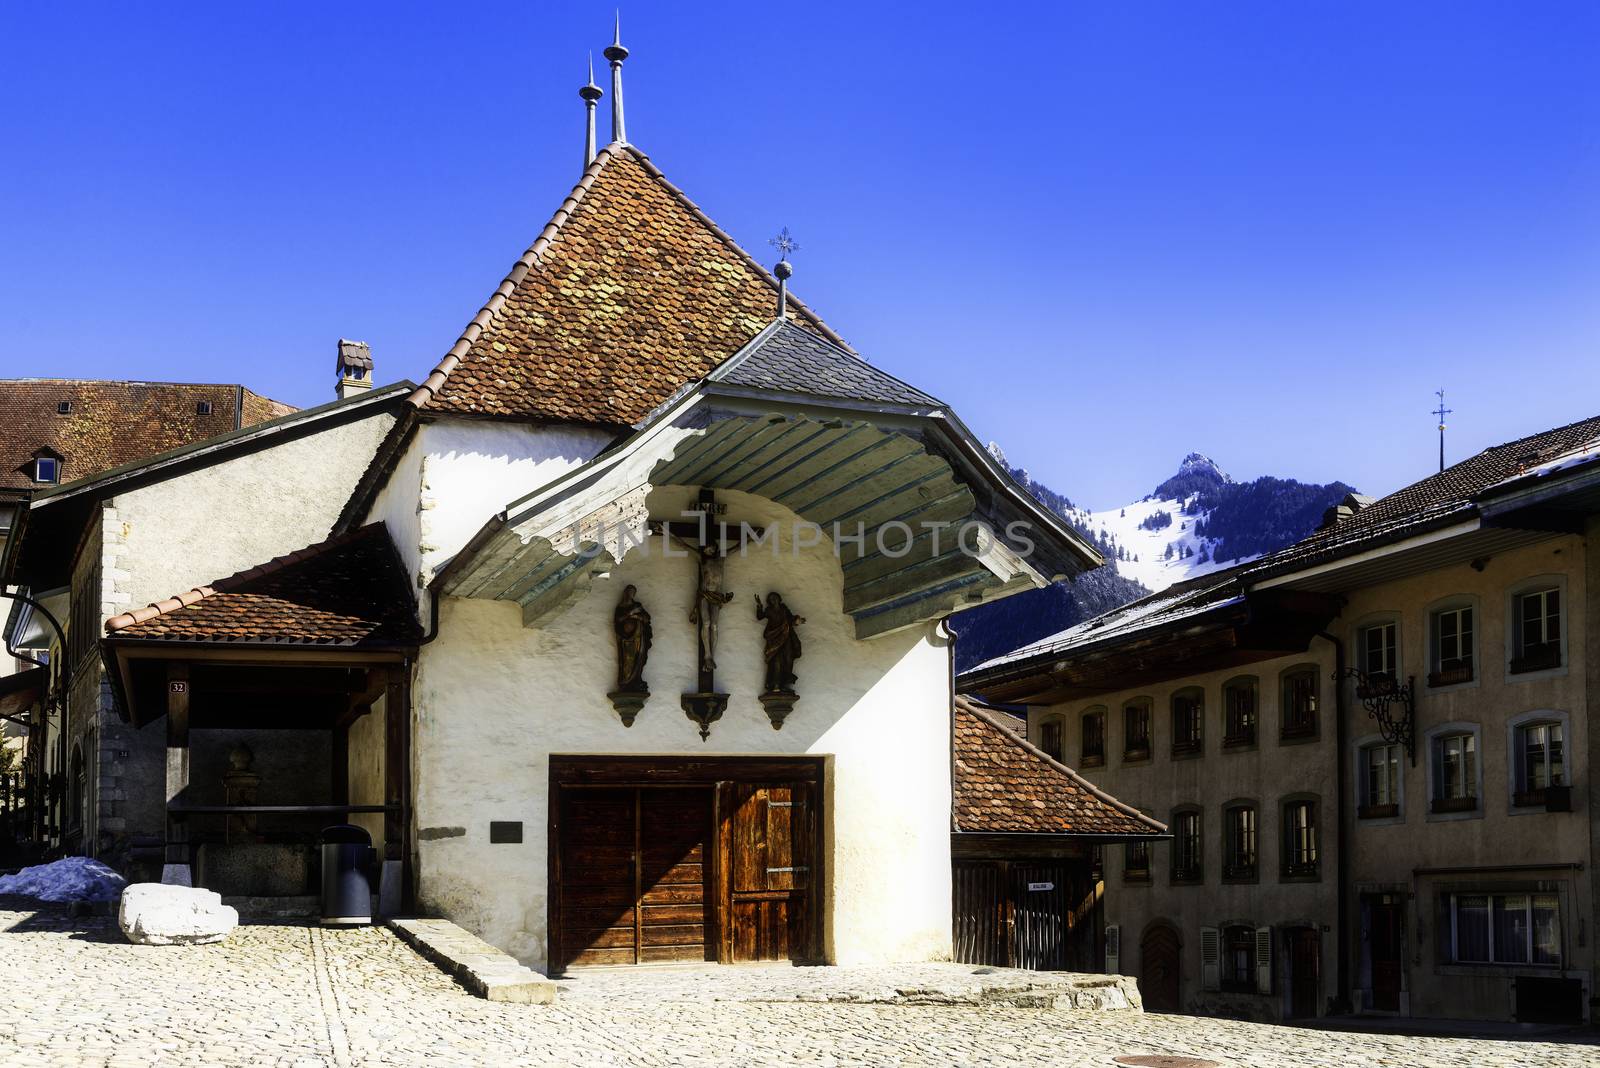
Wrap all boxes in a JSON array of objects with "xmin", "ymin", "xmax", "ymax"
[{"xmin": 336, "ymin": 339, "xmax": 373, "ymax": 401}]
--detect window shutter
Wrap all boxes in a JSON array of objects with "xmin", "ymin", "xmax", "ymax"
[
  {"xmin": 1104, "ymin": 924, "xmax": 1121, "ymax": 974},
  {"xmin": 1254, "ymin": 926, "xmax": 1274, "ymax": 995},
  {"xmin": 1200, "ymin": 926, "xmax": 1220, "ymax": 991}
]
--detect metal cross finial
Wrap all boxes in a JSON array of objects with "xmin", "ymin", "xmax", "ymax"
[
  {"xmin": 1433, "ymin": 389, "xmax": 1453, "ymax": 473},
  {"xmin": 768, "ymin": 227, "xmax": 800, "ymax": 262}
]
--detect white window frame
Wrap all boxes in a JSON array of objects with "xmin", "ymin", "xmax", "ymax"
[
  {"xmin": 1505, "ymin": 708, "xmax": 1572, "ymax": 813},
  {"xmin": 1352, "ymin": 613, "xmax": 1403, "ymax": 685},
  {"xmin": 1353, "ymin": 733, "xmax": 1406, "ymax": 824},
  {"xmin": 1445, "ymin": 891, "xmax": 1562, "ymax": 968},
  {"xmin": 1424, "ymin": 721, "xmax": 1484, "ymax": 823},
  {"xmin": 32, "ymin": 456, "xmax": 60, "ymax": 484},
  {"xmin": 1505, "ymin": 576, "xmax": 1568, "ymax": 683},
  {"xmin": 1425, "ymin": 595, "xmax": 1478, "ymax": 693}
]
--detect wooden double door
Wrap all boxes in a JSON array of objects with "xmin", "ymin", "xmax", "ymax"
[{"xmin": 551, "ymin": 760, "xmax": 818, "ymax": 972}]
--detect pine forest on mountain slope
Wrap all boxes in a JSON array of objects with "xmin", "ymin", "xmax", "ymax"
[{"xmin": 950, "ymin": 448, "xmax": 1356, "ymax": 674}]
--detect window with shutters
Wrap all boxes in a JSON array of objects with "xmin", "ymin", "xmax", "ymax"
[
  {"xmin": 1038, "ymin": 716, "xmax": 1064, "ymax": 762},
  {"xmin": 1222, "ymin": 802, "xmax": 1257, "ymax": 881},
  {"xmin": 1222, "ymin": 676, "xmax": 1258, "ymax": 748},
  {"xmin": 1509, "ymin": 584, "xmax": 1562, "ymax": 675},
  {"xmin": 1281, "ymin": 798, "xmax": 1319, "ymax": 879},
  {"xmin": 1123, "ymin": 699, "xmax": 1152, "ymax": 761},
  {"xmin": 1079, "ymin": 708, "xmax": 1105, "ymax": 767},
  {"xmin": 1200, "ymin": 925, "xmax": 1221, "ymax": 991},
  {"xmin": 1221, "ymin": 924, "xmax": 1255, "ymax": 992},
  {"xmin": 1446, "ymin": 892, "xmax": 1561, "ymax": 966},
  {"xmin": 1359, "ymin": 742, "xmax": 1402, "ymax": 819},
  {"xmin": 1171, "ymin": 688, "xmax": 1203, "ymax": 757},
  {"xmin": 1171, "ymin": 808, "xmax": 1202, "ymax": 884},
  {"xmin": 1428, "ymin": 601, "xmax": 1475, "ymax": 687},
  {"xmin": 1280, "ymin": 666, "xmax": 1319, "ymax": 740},
  {"xmin": 1428, "ymin": 726, "xmax": 1480, "ymax": 815}
]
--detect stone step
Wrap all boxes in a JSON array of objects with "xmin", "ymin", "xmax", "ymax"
[{"xmin": 389, "ymin": 918, "xmax": 557, "ymax": 1005}]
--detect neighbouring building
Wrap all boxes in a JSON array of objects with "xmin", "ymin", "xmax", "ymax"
[
  {"xmin": 1, "ymin": 35, "xmax": 1144, "ymax": 976},
  {"xmin": 0, "ymin": 378, "xmax": 298, "ymax": 853},
  {"xmin": 959, "ymin": 414, "xmax": 1600, "ymax": 1025}
]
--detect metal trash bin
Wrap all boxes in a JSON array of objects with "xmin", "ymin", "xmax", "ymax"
[{"xmin": 319, "ymin": 824, "xmax": 374, "ymax": 926}]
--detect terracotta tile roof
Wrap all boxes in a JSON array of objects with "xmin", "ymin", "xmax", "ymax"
[
  {"xmin": 709, "ymin": 319, "xmax": 942, "ymax": 408},
  {"xmin": 410, "ymin": 144, "xmax": 847, "ymax": 427},
  {"xmin": 0, "ymin": 380, "xmax": 295, "ymax": 491},
  {"xmin": 1254, "ymin": 411, "xmax": 1600, "ymax": 575},
  {"xmin": 104, "ymin": 524, "xmax": 421, "ymax": 646},
  {"xmin": 953, "ymin": 696, "xmax": 1166, "ymax": 837}
]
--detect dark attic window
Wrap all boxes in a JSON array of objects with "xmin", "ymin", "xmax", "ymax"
[
  {"xmin": 196, "ymin": 401, "xmax": 214, "ymax": 416},
  {"xmin": 57, "ymin": 400, "xmax": 72, "ymax": 414}
]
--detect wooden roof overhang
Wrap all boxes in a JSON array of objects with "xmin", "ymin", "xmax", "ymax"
[
  {"xmin": 103, "ymin": 638, "xmax": 412, "ymax": 730},
  {"xmin": 436, "ymin": 388, "xmax": 1100, "ymax": 640},
  {"xmin": 968, "ymin": 589, "xmax": 1341, "ymax": 705},
  {"xmin": 0, "ymin": 666, "xmax": 45, "ymax": 723}
]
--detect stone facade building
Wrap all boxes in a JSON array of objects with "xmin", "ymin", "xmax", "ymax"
[{"xmin": 960, "ymin": 415, "xmax": 1600, "ymax": 1025}]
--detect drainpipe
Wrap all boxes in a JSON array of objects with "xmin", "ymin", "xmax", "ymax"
[{"xmin": 1317, "ymin": 629, "xmax": 1352, "ymax": 1015}]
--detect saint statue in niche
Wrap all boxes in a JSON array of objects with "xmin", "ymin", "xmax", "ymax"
[
  {"xmin": 612, "ymin": 585, "xmax": 652, "ymax": 693},
  {"xmin": 755, "ymin": 592, "xmax": 805, "ymax": 694},
  {"xmin": 689, "ymin": 545, "xmax": 734, "ymax": 676}
]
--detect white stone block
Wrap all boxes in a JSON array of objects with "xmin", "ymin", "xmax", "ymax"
[{"xmin": 118, "ymin": 883, "xmax": 238, "ymax": 946}]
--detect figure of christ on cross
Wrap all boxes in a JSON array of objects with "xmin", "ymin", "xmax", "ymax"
[{"xmin": 650, "ymin": 490, "xmax": 764, "ymax": 695}]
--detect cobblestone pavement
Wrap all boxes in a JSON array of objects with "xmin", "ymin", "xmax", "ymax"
[{"xmin": 1, "ymin": 899, "xmax": 1593, "ymax": 1068}]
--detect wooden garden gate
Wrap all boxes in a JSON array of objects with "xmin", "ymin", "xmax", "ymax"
[{"xmin": 953, "ymin": 859, "xmax": 1079, "ymax": 970}]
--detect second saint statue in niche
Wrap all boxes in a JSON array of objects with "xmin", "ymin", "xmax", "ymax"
[
  {"xmin": 612, "ymin": 584, "xmax": 652, "ymax": 694},
  {"xmin": 755, "ymin": 591, "xmax": 805, "ymax": 694}
]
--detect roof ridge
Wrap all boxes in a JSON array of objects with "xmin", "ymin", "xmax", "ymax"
[
  {"xmin": 408, "ymin": 143, "xmax": 851, "ymax": 415},
  {"xmin": 105, "ymin": 523, "xmax": 386, "ymax": 633},
  {"xmin": 955, "ymin": 696, "xmax": 1168, "ymax": 833}
]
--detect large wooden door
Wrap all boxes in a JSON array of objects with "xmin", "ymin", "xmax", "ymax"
[
  {"xmin": 724, "ymin": 782, "xmax": 812, "ymax": 962},
  {"xmin": 554, "ymin": 787, "xmax": 713, "ymax": 969},
  {"xmin": 1139, "ymin": 924, "xmax": 1181, "ymax": 1013}
]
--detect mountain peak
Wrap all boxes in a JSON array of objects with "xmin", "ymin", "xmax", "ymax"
[
  {"xmin": 1178, "ymin": 452, "xmax": 1230, "ymax": 481},
  {"xmin": 1150, "ymin": 453, "xmax": 1230, "ymax": 501}
]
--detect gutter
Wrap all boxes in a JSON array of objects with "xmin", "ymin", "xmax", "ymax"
[
  {"xmin": 1317, "ymin": 628, "xmax": 1352, "ymax": 1016},
  {"xmin": 3, "ymin": 590, "xmax": 68, "ymax": 845}
]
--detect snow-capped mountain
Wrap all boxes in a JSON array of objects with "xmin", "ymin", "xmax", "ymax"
[
  {"xmin": 1064, "ymin": 453, "xmax": 1242, "ymax": 592},
  {"xmin": 952, "ymin": 447, "xmax": 1357, "ymax": 674}
]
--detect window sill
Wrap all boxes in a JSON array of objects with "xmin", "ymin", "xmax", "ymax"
[
  {"xmin": 1280, "ymin": 867, "xmax": 1321, "ymax": 882},
  {"xmin": 1170, "ymin": 871, "xmax": 1203, "ymax": 886},
  {"xmin": 1427, "ymin": 665, "xmax": 1475, "ymax": 689},
  {"xmin": 1221, "ymin": 869, "xmax": 1258, "ymax": 884},
  {"xmin": 1358, "ymin": 804, "xmax": 1400, "ymax": 820},
  {"xmin": 1222, "ymin": 734, "xmax": 1257, "ymax": 751},
  {"xmin": 1123, "ymin": 873, "xmax": 1151, "ymax": 886},
  {"xmin": 1170, "ymin": 744, "xmax": 1203, "ymax": 760},
  {"xmin": 1278, "ymin": 728, "xmax": 1320, "ymax": 746},
  {"xmin": 1123, "ymin": 747, "xmax": 1151, "ymax": 763},
  {"xmin": 1079, "ymin": 755, "xmax": 1105, "ymax": 769},
  {"xmin": 1431, "ymin": 797, "xmax": 1478, "ymax": 814}
]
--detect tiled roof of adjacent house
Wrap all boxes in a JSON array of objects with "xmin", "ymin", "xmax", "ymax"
[
  {"xmin": 410, "ymin": 144, "xmax": 847, "ymax": 427},
  {"xmin": 0, "ymin": 379, "xmax": 296, "ymax": 491},
  {"xmin": 709, "ymin": 319, "xmax": 942, "ymax": 408},
  {"xmin": 1254, "ymin": 412, "xmax": 1600, "ymax": 574},
  {"xmin": 952, "ymin": 697, "xmax": 1167, "ymax": 837},
  {"xmin": 104, "ymin": 524, "xmax": 421, "ymax": 646}
]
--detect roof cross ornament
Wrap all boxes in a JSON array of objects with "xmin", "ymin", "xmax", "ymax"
[
  {"xmin": 769, "ymin": 227, "xmax": 799, "ymax": 320},
  {"xmin": 1432, "ymin": 389, "xmax": 1453, "ymax": 473}
]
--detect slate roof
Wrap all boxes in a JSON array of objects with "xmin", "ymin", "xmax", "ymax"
[
  {"xmin": 104, "ymin": 524, "xmax": 421, "ymax": 647},
  {"xmin": 0, "ymin": 380, "xmax": 296, "ymax": 491},
  {"xmin": 709, "ymin": 319, "xmax": 942, "ymax": 408},
  {"xmin": 953, "ymin": 696, "xmax": 1167, "ymax": 836},
  {"xmin": 1253, "ymin": 412, "xmax": 1600, "ymax": 575},
  {"xmin": 410, "ymin": 144, "xmax": 847, "ymax": 427}
]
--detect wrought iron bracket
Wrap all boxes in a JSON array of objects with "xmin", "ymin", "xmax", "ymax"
[{"xmin": 1335, "ymin": 668, "xmax": 1416, "ymax": 765}]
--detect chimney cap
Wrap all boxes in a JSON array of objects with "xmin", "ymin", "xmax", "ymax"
[{"xmin": 337, "ymin": 338, "xmax": 373, "ymax": 374}]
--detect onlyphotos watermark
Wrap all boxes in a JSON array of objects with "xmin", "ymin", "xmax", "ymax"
[{"xmin": 558, "ymin": 514, "xmax": 1039, "ymax": 561}]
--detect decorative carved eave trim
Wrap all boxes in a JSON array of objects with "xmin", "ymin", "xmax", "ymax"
[{"xmin": 434, "ymin": 393, "xmax": 1085, "ymax": 638}]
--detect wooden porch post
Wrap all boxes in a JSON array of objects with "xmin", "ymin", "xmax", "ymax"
[
  {"xmin": 161, "ymin": 662, "xmax": 192, "ymax": 885},
  {"xmin": 380, "ymin": 662, "xmax": 412, "ymax": 916}
]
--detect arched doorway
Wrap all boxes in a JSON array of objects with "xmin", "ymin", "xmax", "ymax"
[{"xmin": 1139, "ymin": 922, "xmax": 1181, "ymax": 1013}]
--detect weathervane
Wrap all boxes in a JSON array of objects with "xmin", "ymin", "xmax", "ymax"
[
  {"xmin": 769, "ymin": 227, "xmax": 799, "ymax": 320},
  {"xmin": 1433, "ymin": 389, "xmax": 1453, "ymax": 474}
]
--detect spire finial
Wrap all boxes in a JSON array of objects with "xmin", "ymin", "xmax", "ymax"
[
  {"xmin": 768, "ymin": 227, "xmax": 800, "ymax": 319},
  {"xmin": 1432, "ymin": 389, "xmax": 1453, "ymax": 473},
  {"xmin": 579, "ymin": 53, "xmax": 604, "ymax": 169},
  {"xmin": 602, "ymin": 11, "xmax": 629, "ymax": 144}
]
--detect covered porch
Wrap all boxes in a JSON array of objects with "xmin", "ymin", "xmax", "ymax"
[{"xmin": 101, "ymin": 523, "xmax": 422, "ymax": 912}]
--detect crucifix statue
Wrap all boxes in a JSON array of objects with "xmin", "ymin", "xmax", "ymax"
[{"xmin": 651, "ymin": 489, "xmax": 760, "ymax": 739}]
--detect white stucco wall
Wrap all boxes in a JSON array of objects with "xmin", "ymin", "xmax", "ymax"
[
  {"xmin": 108, "ymin": 412, "xmax": 397, "ymax": 608},
  {"xmin": 368, "ymin": 420, "xmax": 613, "ymax": 603},
  {"xmin": 411, "ymin": 487, "xmax": 954, "ymax": 970}
]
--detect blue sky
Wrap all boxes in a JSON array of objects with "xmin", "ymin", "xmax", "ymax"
[{"xmin": 2, "ymin": 2, "xmax": 1596, "ymax": 508}]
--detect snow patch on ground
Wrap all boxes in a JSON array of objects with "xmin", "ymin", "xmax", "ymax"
[
  {"xmin": 1067, "ymin": 495, "xmax": 1255, "ymax": 593},
  {"xmin": 0, "ymin": 856, "xmax": 126, "ymax": 902}
]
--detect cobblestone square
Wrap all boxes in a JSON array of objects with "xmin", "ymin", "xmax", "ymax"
[{"xmin": 0, "ymin": 900, "xmax": 1592, "ymax": 1067}]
